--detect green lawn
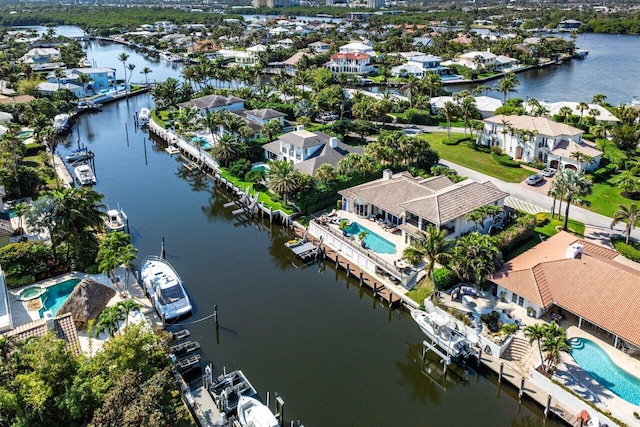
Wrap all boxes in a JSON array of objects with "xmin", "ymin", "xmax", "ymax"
[
  {"xmin": 406, "ymin": 276, "xmax": 434, "ymax": 306},
  {"xmin": 218, "ymin": 169, "xmax": 294, "ymax": 215},
  {"xmin": 582, "ymin": 174, "xmax": 636, "ymax": 218},
  {"xmin": 418, "ymin": 133, "xmax": 531, "ymax": 183}
]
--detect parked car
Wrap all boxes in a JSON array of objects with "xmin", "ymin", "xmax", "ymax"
[
  {"xmin": 526, "ymin": 174, "xmax": 544, "ymax": 185},
  {"xmin": 541, "ymin": 167, "xmax": 557, "ymax": 177}
]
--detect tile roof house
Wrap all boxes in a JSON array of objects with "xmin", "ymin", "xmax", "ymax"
[
  {"xmin": 3, "ymin": 312, "xmax": 81, "ymax": 355},
  {"xmin": 339, "ymin": 170, "xmax": 508, "ymax": 239},
  {"xmin": 262, "ymin": 126, "xmax": 363, "ymax": 176},
  {"xmin": 478, "ymin": 114, "xmax": 602, "ymax": 171},
  {"xmin": 325, "ymin": 52, "xmax": 375, "ymax": 75},
  {"xmin": 491, "ymin": 231, "xmax": 640, "ymax": 348}
]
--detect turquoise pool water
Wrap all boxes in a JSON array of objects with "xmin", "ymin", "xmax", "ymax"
[
  {"xmin": 38, "ymin": 279, "xmax": 81, "ymax": 318},
  {"xmin": 192, "ymin": 137, "xmax": 212, "ymax": 150},
  {"xmin": 18, "ymin": 130, "xmax": 34, "ymax": 140},
  {"xmin": 251, "ymin": 164, "xmax": 269, "ymax": 173},
  {"xmin": 345, "ymin": 222, "xmax": 396, "ymax": 254},
  {"xmin": 571, "ymin": 337, "xmax": 640, "ymax": 405}
]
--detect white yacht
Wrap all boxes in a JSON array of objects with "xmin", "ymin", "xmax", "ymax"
[
  {"xmin": 237, "ymin": 395, "xmax": 278, "ymax": 427},
  {"xmin": 53, "ymin": 114, "xmax": 70, "ymax": 134},
  {"xmin": 73, "ymin": 162, "xmax": 96, "ymax": 186},
  {"xmin": 104, "ymin": 207, "xmax": 127, "ymax": 232},
  {"xmin": 138, "ymin": 107, "xmax": 151, "ymax": 125},
  {"xmin": 410, "ymin": 308, "xmax": 471, "ymax": 358},
  {"xmin": 141, "ymin": 256, "xmax": 192, "ymax": 321}
]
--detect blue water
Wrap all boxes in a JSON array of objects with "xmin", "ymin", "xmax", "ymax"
[
  {"xmin": 38, "ymin": 279, "xmax": 81, "ymax": 318},
  {"xmin": 192, "ymin": 137, "xmax": 212, "ymax": 150},
  {"xmin": 571, "ymin": 338, "xmax": 640, "ymax": 405},
  {"xmin": 345, "ymin": 222, "xmax": 397, "ymax": 254},
  {"xmin": 251, "ymin": 164, "xmax": 269, "ymax": 172}
]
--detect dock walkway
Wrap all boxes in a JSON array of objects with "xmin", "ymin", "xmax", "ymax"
[{"xmin": 53, "ymin": 154, "xmax": 74, "ymax": 188}]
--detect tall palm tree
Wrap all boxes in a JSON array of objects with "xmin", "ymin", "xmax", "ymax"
[
  {"xmin": 459, "ymin": 96, "xmax": 479, "ymax": 136},
  {"xmin": 117, "ymin": 52, "xmax": 129, "ymax": 88},
  {"xmin": 558, "ymin": 106, "xmax": 573, "ymax": 123},
  {"xmin": 210, "ymin": 134, "xmax": 238, "ymax": 167},
  {"xmin": 314, "ymin": 163, "xmax": 337, "ymax": 184},
  {"xmin": 610, "ymin": 204, "xmax": 639, "ymax": 244},
  {"xmin": 576, "ymin": 101, "xmax": 589, "ymax": 123},
  {"xmin": 127, "ymin": 63, "xmax": 136, "ymax": 87},
  {"xmin": 540, "ymin": 322, "xmax": 572, "ymax": 372},
  {"xmin": 554, "ymin": 170, "xmax": 593, "ymax": 231},
  {"xmin": 523, "ymin": 324, "xmax": 547, "ymax": 368},
  {"xmin": 403, "ymin": 225, "xmax": 451, "ymax": 289},
  {"xmin": 140, "ymin": 67, "xmax": 152, "ymax": 87},
  {"xmin": 267, "ymin": 160, "xmax": 300, "ymax": 206},
  {"xmin": 76, "ymin": 72, "xmax": 91, "ymax": 96},
  {"xmin": 451, "ymin": 232, "xmax": 502, "ymax": 288},
  {"xmin": 421, "ymin": 71, "xmax": 442, "ymax": 100},
  {"xmin": 442, "ymin": 101, "xmax": 458, "ymax": 141},
  {"xmin": 54, "ymin": 67, "xmax": 64, "ymax": 91},
  {"xmin": 569, "ymin": 151, "xmax": 593, "ymax": 172},
  {"xmin": 403, "ymin": 75, "xmax": 421, "ymax": 107},
  {"xmin": 494, "ymin": 72, "xmax": 519, "ymax": 103},
  {"xmin": 591, "ymin": 94, "xmax": 607, "ymax": 104}
]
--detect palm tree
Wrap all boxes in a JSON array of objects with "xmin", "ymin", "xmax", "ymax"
[
  {"xmin": 421, "ymin": 71, "xmax": 443, "ymax": 100},
  {"xmin": 210, "ymin": 134, "xmax": 239, "ymax": 167},
  {"xmin": 523, "ymin": 324, "xmax": 547, "ymax": 368},
  {"xmin": 314, "ymin": 163, "xmax": 337, "ymax": 184},
  {"xmin": 403, "ymin": 225, "xmax": 451, "ymax": 290},
  {"xmin": 174, "ymin": 106, "xmax": 199, "ymax": 140},
  {"xmin": 540, "ymin": 322, "xmax": 572, "ymax": 372},
  {"xmin": 591, "ymin": 94, "xmax": 607, "ymax": 105},
  {"xmin": 54, "ymin": 67, "xmax": 64, "ymax": 90},
  {"xmin": 459, "ymin": 96, "xmax": 479, "ymax": 136},
  {"xmin": 403, "ymin": 75, "xmax": 421, "ymax": 107},
  {"xmin": 140, "ymin": 67, "xmax": 152, "ymax": 87},
  {"xmin": 577, "ymin": 101, "xmax": 589, "ymax": 123},
  {"xmin": 554, "ymin": 170, "xmax": 593, "ymax": 231},
  {"xmin": 494, "ymin": 72, "xmax": 519, "ymax": 103},
  {"xmin": 117, "ymin": 52, "xmax": 129, "ymax": 88},
  {"xmin": 267, "ymin": 160, "xmax": 300, "ymax": 206},
  {"xmin": 76, "ymin": 72, "xmax": 91, "ymax": 96},
  {"xmin": 450, "ymin": 232, "xmax": 502, "ymax": 288},
  {"xmin": 442, "ymin": 101, "xmax": 458, "ymax": 141},
  {"xmin": 569, "ymin": 151, "xmax": 594, "ymax": 172},
  {"xmin": 610, "ymin": 204, "xmax": 639, "ymax": 244},
  {"xmin": 127, "ymin": 63, "xmax": 136, "ymax": 87},
  {"xmin": 558, "ymin": 106, "xmax": 573, "ymax": 123},
  {"xmin": 261, "ymin": 119, "xmax": 282, "ymax": 141}
]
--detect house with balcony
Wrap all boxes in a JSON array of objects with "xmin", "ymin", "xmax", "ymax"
[
  {"xmin": 19, "ymin": 48, "xmax": 61, "ymax": 64},
  {"xmin": 338, "ymin": 170, "xmax": 508, "ymax": 241},
  {"xmin": 43, "ymin": 67, "xmax": 117, "ymax": 93},
  {"xmin": 390, "ymin": 54, "xmax": 446, "ymax": 78},
  {"xmin": 442, "ymin": 50, "xmax": 498, "ymax": 70},
  {"xmin": 262, "ymin": 126, "xmax": 363, "ymax": 175},
  {"xmin": 478, "ymin": 114, "xmax": 602, "ymax": 171},
  {"xmin": 309, "ymin": 41, "xmax": 330, "ymax": 53},
  {"xmin": 491, "ymin": 231, "xmax": 640, "ymax": 353},
  {"xmin": 338, "ymin": 41, "xmax": 376, "ymax": 57},
  {"xmin": 325, "ymin": 53, "xmax": 375, "ymax": 75}
]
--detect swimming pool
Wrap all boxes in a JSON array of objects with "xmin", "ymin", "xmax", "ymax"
[
  {"xmin": 192, "ymin": 137, "xmax": 212, "ymax": 150},
  {"xmin": 18, "ymin": 130, "xmax": 34, "ymax": 140},
  {"xmin": 570, "ymin": 337, "xmax": 640, "ymax": 405},
  {"xmin": 251, "ymin": 164, "xmax": 269, "ymax": 173},
  {"xmin": 345, "ymin": 222, "xmax": 396, "ymax": 254},
  {"xmin": 38, "ymin": 278, "xmax": 81, "ymax": 318}
]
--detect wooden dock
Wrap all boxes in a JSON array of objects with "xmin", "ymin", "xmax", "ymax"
[
  {"xmin": 52, "ymin": 154, "xmax": 75, "ymax": 188},
  {"xmin": 478, "ymin": 352, "xmax": 581, "ymax": 426}
]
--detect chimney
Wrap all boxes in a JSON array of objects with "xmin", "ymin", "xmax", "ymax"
[
  {"xmin": 296, "ymin": 125, "xmax": 304, "ymax": 131},
  {"xmin": 329, "ymin": 137, "xmax": 338, "ymax": 148},
  {"xmin": 382, "ymin": 169, "xmax": 393, "ymax": 180},
  {"xmin": 566, "ymin": 243, "xmax": 584, "ymax": 259}
]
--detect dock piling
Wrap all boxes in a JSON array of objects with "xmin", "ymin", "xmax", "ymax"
[
  {"xmin": 519, "ymin": 376, "xmax": 525, "ymax": 399},
  {"xmin": 498, "ymin": 362, "xmax": 504, "ymax": 383},
  {"xmin": 544, "ymin": 394, "xmax": 551, "ymax": 417},
  {"xmin": 125, "ymin": 123, "xmax": 129, "ymax": 147},
  {"xmin": 214, "ymin": 305, "xmax": 218, "ymax": 327},
  {"xmin": 359, "ymin": 271, "xmax": 363, "ymax": 286}
]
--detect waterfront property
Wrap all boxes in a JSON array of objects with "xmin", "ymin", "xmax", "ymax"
[
  {"xmin": 478, "ymin": 114, "xmax": 603, "ymax": 171},
  {"xmin": 37, "ymin": 278, "xmax": 81, "ymax": 318},
  {"xmin": 390, "ymin": 54, "xmax": 447, "ymax": 78},
  {"xmin": 430, "ymin": 95, "xmax": 503, "ymax": 118},
  {"xmin": 262, "ymin": 125, "xmax": 364, "ymax": 175},
  {"xmin": 325, "ymin": 52, "xmax": 376, "ymax": 75},
  {"xmin": 338, "ymin": 170, "xmax": 509, "ymax": 241},
  {"xmin": 491, "ymin": 231, "xmax": 640, "ymax": 353},
  {"xmin": 41, "ymin": 67, "xmax": 117, "ymax": 94}
]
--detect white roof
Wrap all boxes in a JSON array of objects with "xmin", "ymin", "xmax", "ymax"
[
  {"xmin": 0, "ymin": 111, "xmax": 13, "ymax": 122},
  {"xmin": 542, "ymin": 101, "xmax": 619, "ymax": 123},
  {"xmin": 37, "ymin": 82, "xmax": 82, "ymax": 92},
  {"xmin": 430, "ymin": 96, "xmax": 502, "ymax": 113},
  {"xmin": 247, "ymin": 44, "xmax": 267, "ymax": 52},
  {"xmin": 391, "ymin": 63, "xmax": 425, "ymax": 74},
  {"xmin": 460, "ymin": 51, "xmax": 497, "ymax": 60}
]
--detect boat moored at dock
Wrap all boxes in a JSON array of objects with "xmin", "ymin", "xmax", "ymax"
[
  {"xmin": 73, "ymin": 162, "xmax": 96, "ymax": 186},
  {"xmin": 410, "ymin": 308, "xmax": 471, "ymax": 359},
  {"xmin": 138, "ymin": 107, "xmax": 151, "ymax": 125},
  {"xmin": 53, "ymin": 113, "xmax": 70, "ymax": 134},
  {"xmin": 237, "ymin": 395, "xmax": 278, "ymax": 427},
  {"xmin": 141, "ymin": 256, "xmax": 192, "ymax": 321},
  {"xmin": 65, "ymin": 147, "xmax": 94, "ymax": 163},
  {"xmin": 104, "ymin": 207, "xmax": 128, "ymax": 232}
]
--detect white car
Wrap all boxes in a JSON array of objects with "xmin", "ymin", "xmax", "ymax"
[
  {"xmin": 526, "ymin": 174, "xmax": 543, "ymax": 185},
  {"xmin": 541, "ymin": 167, "xmax": 557, "ymax": 177}
]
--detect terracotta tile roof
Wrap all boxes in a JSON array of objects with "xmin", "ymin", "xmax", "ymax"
[
  {"xmin": 4, "ymin": 312, "xmax": 81, "ymax": 355},
  {"xmin": 330, "ymin": 52, "xmax": 370, "ymax": 61},
  {"xmin": 492, "ymin": 231, "xmax": 640, "ymax": 347}
]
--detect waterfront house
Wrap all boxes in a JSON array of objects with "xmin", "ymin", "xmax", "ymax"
[
  {"xmin": 443, "ymin": 51, "xmax": 498, "ymax": 70},
  {"xmin": 339, "ymin": 170, "xmax": 508, "ymax": 240},
  {"xmin": 430, "ymin": 96, "xmax": 502, "ymax": 118},
  {"xmin": 325, "ymin": 53, "xmax": 375, "ymax": 75},
  {"xmin": 43, "ymin": 67, "xmax": 117, "ymax": 93},
  {"xmin": 478, "ymin": 114, "xmax": 602, "ymax": 171},
  {"xmin": 19, "ymin": 48, "xmax": 61, "ymax": 65},
  {"xmin": 36, "ymin": 82, "xmax": 84, "ymax": 98},
  {"xmin": 391, "ymin": 54, "xmax": 445, "ymax": 78},
  {"xmin": 2, "ymin": 312, "xmax": 81, "ymax": 354},
  {"xmin": 178, "ymin": 94, "xmax": 245, "ymax": 115},
  {"xmin": 541, "ymin": 101, "xmax": 620, "ymax": 125},
  {"xmin": 308, "ymin": 41, "xmax": 330, "ymax": 53},
  {"xmin": 338, "ymin": 41, "xmax": 376, "ymax": 57},
  {"xmin": 262, "ymin": 126, "xmax": 364, "ymax": 175},
  {"xmin": 491, "ymin": 231, "xmax": 640, "ymax": 351}
]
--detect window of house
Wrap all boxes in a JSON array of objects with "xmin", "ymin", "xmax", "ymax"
[
  {"xmin": 511, "ymin": 293, "xmax": 518, "ymax": 303},
  {"xmin": 518, "ymin": 296, "xmax": 524, "ymax": 306}
]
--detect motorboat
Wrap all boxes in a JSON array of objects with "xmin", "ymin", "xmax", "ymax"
[
  {"xmin": 65, "ymin": 147, "xmax": 94, "ymax": 163},
  {"xmin": 237, "ymin": 395, "xmax": 278, "ymax": 427},
  {"xmin": 210, "ymin": 370, "xmax": 257, "ymax": 415},
  {"xmin": 138, "ymin": 107, "xmax": 151, "ymax": 125},
  {"xmin": 141, "ymin": 256, "xmax": 192, "ymax": 321},
  {"xmin": 104, "ymin": 207, "xmax": 127, "ymax": 232},
  {"xmin": 79, "ymin": 57, "xmax": 92, "ymax": 67},
  {"xmin": 73, "ymin": 162, "xmax": 96, "ymax": 186},
  {"xmin": 165, "ymin": 146, "xmax": 180, "ymax": 155},
  {"xmin": 53, "ymin": 113, "xmax": 70, "ymax": 134},
  {"xmin": 410, "ymin": 308, "xmax": 471, "ymax": 358}
]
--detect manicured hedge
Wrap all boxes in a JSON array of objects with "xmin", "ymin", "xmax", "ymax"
[
  {"xmin": 494, "ymin": 214, "xmax": 537, "ymax": 254},
  {"xmin": 491, "ymin": 152, "xmax": 521, "ymax": 168},
  {"xmin": 433, "ymin": 267, "xmax": 457, "ymax": 290},
  {"xmin": 612, "ymin": 238, "xmax": 640, "ymax": 262}
]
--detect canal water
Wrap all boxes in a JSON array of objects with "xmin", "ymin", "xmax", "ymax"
[
  {"xmin": 62, "ymin": 93, "xmax": 563, "ymax": 426},
  {"xmin": 49, "ymin": 25, "xmax": 640, "ymax": 426}
]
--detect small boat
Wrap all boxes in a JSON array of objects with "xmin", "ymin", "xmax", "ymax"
[
  {"xmin": 79, "ymin": 57, "xmax": 92, "ymax": 67},
  {"xmin": 237, "ymin": 395, "xmax": 278, "ymax": 427},
  {"xmin": 410, "ymin": 308, "xmax": 471, "ymax": 359},
  {"xmin": 173, "ymin": 353, "xmax": 201, "ymax": 372},
  {"xmin": 138, "ymin": 107, "xmax": 151, "ymax": 125},
  {"xmin": 141, "ymin": 256, "xmax": 192, "ymax": 321},
  {"xmin": 53, "ymin": 113, "xmax": 70, "ymax": 134},
  {"xmin": 73, "ymin": 162, "xmax": 96, "ymax": 186},
  {"xmin": 65, "ymin": 147, "xmax": 93, "ymax": 162},
  {"xmin": 104, "ymin": 207, "xmax": 127, "ymax": 232},
  {"xmin": 165, "ymin": 146, "xmax": 180, "ymax": 155},
  {"xmin": 170, "ymin": 340, "xmax": 201, "ymax": 358},
  {"xmin": 210, "ymin": 370, "xmax": 257, "ymax": 414},
  {"xmin": 631, "ymin": 96, "xmax": 640, "ymax": 107},
  {"xmin": 171, "ymin": 328, "xmax": 191, "ymax": 341}
]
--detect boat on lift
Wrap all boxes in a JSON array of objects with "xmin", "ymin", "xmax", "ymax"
[
  {"xmin": 53, "ymin": 113, "xmax": 70, "ymax": 134},
  {"xmin": 410, "ymin": 308, "xmax": 471, "ymax": 359},
  {"xmin": 237, "ymin": 395, "xmax": 278, "ymax": 427},
  {"xmin": 141, "ymin": 256, "xmax": 192, "ymax": 321},
  {"xmin": 104, "ymin": 207, "xmax": 128, "ymax": 232}
]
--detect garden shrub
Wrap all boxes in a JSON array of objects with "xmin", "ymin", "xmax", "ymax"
[
  {"xmin": 244, "ymin": 169, "xmax": 265, "ymax": 183},
  {"xmin": 433, "ymin": 267, "xmax": 457, "ymax": 290},
  {"xmin": 491, "ymin": 152, "xmax": 521, "ymax": 168},
  {"xmin": 535, "ymin": 212, "xmax": 549, "ymax": 226},
  {"xmin": 592, "ymin": 167, "xmax": 611, "ymax": 182},
  {"xmin": 490, "ymin": 145, "xmax": 504, "ymax": 155},
  {"xmin": 631, "ymin": 166, "xmax": 640, "ymax": 177},
  {"xmin": 494, "ymin": 214, "xmax": 536, "ymax": 254},
  {"xmin": 404, "ymin": 108, "xmax": 431, "ymax": 124},
  {"xmin": 0, "ymin": 241, "xmax": 51, "ymax": 288},
  {"xmin": 442, "ymin": 138, "xmax": 462, "ymax": 145},
  {"xmin": 228, "ymin": 159, "xmax": 251, "ymax": 179},
  {"xmin": 612, "ymin": 239, "xmax": 640, "ymax": 262},
  {"xmin": 503, "ymin": 323, "xmax": 519, "ymax": 336},
  {"xmin": 24, "ymin": 143, "xmax": 44, "ymax": 156}
]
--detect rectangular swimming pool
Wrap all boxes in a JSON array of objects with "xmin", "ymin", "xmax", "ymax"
[{"xmin": 346, "ymin": 222, "xmax": 396, "ymax": 254}]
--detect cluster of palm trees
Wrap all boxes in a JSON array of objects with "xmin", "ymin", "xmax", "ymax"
[
  {"xmin": 403, "ymin": 223, "xmax": 503, "ymax": 290},
  {"xmin": 549, "ymin": 169, "xmax": 593, "ymax": 231},
  {"xmin": 524, "ymin": 322, "xmax": 571, "ymax": 372},
  {"xmin": 97, "ymin": 231, "xmax": 138, "ymax": 294}
]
